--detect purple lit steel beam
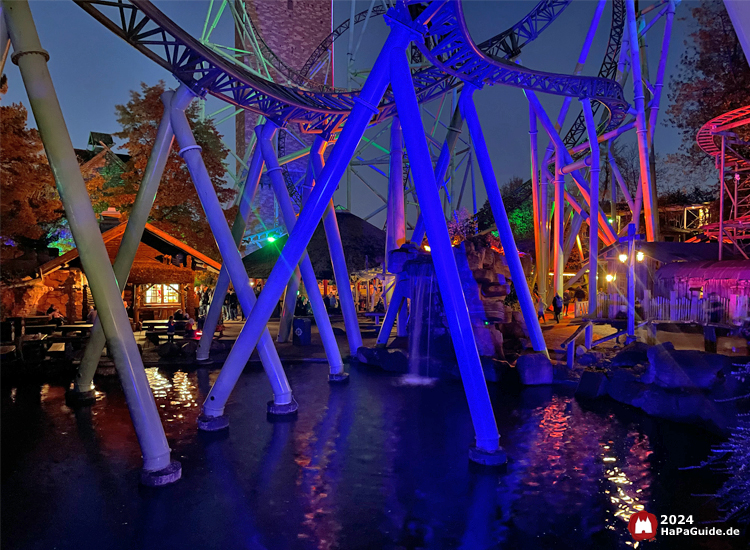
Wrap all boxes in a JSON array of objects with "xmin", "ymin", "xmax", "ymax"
[
  {"xmin": 200, "ymin": 12, "xmax": 416, "ymax": 421},
  {"xmin": 527, "ymin": 92, "xmax": 617, "ymax": 245},
  {"xmin": 582, "ymin": 98, "xmax": 601, "ymax": 348},
  {"xmin": 540, "ymin": 0, "xmax": 607, "ymax": 167},
  {"xmin": 461, "ymin": 87, "xmax": 548, "ymax": 357},
  {"xmin": 386, "ymin": 117, "xmax": 408, "ymax": 337},
  {"xmin": 258, "ymin": 123, "xmax": 346, "ymax": 380},
  {"xmin": 626, "ymin": 0, "xmax": 658, "ymax": 241},
  {"xmin": 170, "ymin": 85, "xmax": 295, "ymax": 425},
  {"xmin": 4, "ymin": 0, "xmax": 177, "ymax": 482},
  {"xmin": 411, "ymin": 103, "xmax": 465, "ymax": 245},
  {"xmin": 197, "ymin": 139, "xmax": 266, "ymax": 361},
  {"xmin": 552, "ymin": 146, "xmax": 565, "ymax": 298},
  {"xmin": 394, "ymin": 56, "xmax": 504, "ymax": 462},
  {"xmin": 309, "ymin": 136, "xmax": 364, "ymax": 355}
]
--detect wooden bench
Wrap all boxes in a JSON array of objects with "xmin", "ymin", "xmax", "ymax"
[
  {"xmin": 59, "ymin": 324, "xmax": 93, "ymax": 336},
  {"xmin": 363, "ymin": 312, "xmax": 385, "ymax": 327},
  {"xmin": 24, "ymin": 325, "xmax": 57, "ymax": 335}
]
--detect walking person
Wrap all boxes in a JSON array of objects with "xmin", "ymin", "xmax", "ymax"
[
  {"xmin": 552, "ymin": 293, "xmax": 563, "ymax": 324},
  {"xmin": 537, "ymin": 295, "xmax": 547, "ymax": 324},
  {"xmin": 563, "ymin": 289, "xmax": 571, "ymax": 317},
  {"xmin": 167, "ymin": 315, "xmax": 175, "ymax": 343}
]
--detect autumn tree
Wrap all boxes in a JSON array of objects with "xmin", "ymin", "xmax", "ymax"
[
  {"xmin": 0, "ymin": 75, "xmax": 63, "ymax": 255},
  {"xmin": 114, "ymin": 81, "xmax": 235, "ymax": 259},
  {"xmin": 666, "ymin": 0, "xmax": 750, "ymax": 167}
]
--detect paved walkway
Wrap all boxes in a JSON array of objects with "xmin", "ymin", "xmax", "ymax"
[{"xmin": 130, "ymin": 311, "xmax": 748, "ymax": 368}]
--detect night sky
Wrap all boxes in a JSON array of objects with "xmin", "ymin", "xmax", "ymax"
[{"xmin": 2, "ymin": 0, "xmax": 702, "ymax": 225}]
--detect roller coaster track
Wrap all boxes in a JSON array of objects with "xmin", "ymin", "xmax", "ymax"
[
  {"xmin": 76, "ymin": 0, "xmax": 629, "ymax": 217},
  {"xmin": 697, "ymin": 104, "xmax": 750, "ymax": 170},
  {"xmin": 75, "ymin": 0, "xmax": 627, "ymax": 131},
  {"xmin": 416, "ymin": 2, "xmax": 628, "ymax": 131}
]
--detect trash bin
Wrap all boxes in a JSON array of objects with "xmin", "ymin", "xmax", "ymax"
[{"xmin": 293, "ymin": 318, "xmax": 311, "ymax": 346}]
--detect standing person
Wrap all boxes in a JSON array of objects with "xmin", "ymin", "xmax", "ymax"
[
  {"xmin": 563, "ymin": 289, "xmax": 571, "ymax": 317},
  {"xmin": 86, "ymin": 306, "xmax": 97, "ymax": 324},
  {"xmin": 228, "ymin": 289, "xmax": 238, "ymax": 321},
  {"xmin": 223, "ymin": 292, "xmax": 230, "ymax": 320},
  {"xmin": 574, "ymin": 286, "xmax": 586, "ymax": 316},
  {"xmin": 167, "ymin": 315, "xmax": 175, "ymax": 343},
  {"xmin": 537, "ymin": 295, "xmax": 547, "ymax": 324},
  {"xmin": 200, "ymin": 285, "xmax": 211, "ymax": 317},
  {"xmin": 552, "ymin": 293, "xmax": 563, "ymax": 324}
]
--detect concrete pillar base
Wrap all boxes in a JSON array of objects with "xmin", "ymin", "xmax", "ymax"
[
  {"xmin": 197, "ymin": 413, "xmax": 230, "ymax": 432},
  {"xmin": 65, "ymin": 387, "xmax": 97, "ymax": 407},
  {"xmin": 468, "ymin": 445, "xmax": 507, "ymax": 469},
  {"xmin": 140, "ymin": 460, "xmax": 182, "ymax": 487},
  {"xmin": 328, "ymin": 372, "xmax": 350, "ymax": 384},
  {"xmin": 195, "ymin": 356, "xmax": 214, "ymax": 365},
  {"xmin": 266, "ymin": 397, "xmax": 299, "ymax": 418}
]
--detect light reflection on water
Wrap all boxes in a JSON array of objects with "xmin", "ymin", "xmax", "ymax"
[
  {"xmin": 2, "ymin": 366, "xmax": 738, "ymax": 550},
  {"xmin": 497, "ymin": 394, "xmax": 655, "ymax": 548},
  {"xmin": 144, "ymin": 368, "xmax": 200, "ymax": 432}
]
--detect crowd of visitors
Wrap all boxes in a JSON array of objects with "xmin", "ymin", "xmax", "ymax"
[{"xmin": 534, "ymin": 287, "xmax": 588, "ymax": 324}]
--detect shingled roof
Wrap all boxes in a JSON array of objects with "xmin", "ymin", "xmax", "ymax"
[
  {"xmin": 39, "ymin": 223, "xmax": 221, "ymax": 279},
  {"xmin": 243, "ymin": 211, "xmax": 386, "ymax": 279}
]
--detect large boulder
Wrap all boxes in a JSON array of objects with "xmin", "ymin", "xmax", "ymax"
[
  {"xmin": 611, "ymin": 342, "xmax": 650, "ymax": 367},
  {"xmin": 647, "ymin": 345, "xmax": 726, "ymax": 390},
  {"xmin": 356, "ymin": 346, "xmax": 409, "ymax": 373},
  {"xmin": 575, "ymin": 370, "xmax": 609, "ymax": 399},
  {"xmin": 516, "ymin": 353, "xmax": 553, "ymax": 385}
]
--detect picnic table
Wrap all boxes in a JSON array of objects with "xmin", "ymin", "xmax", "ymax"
[
  {"xmin": 24, "ymin": 324, "xmax": 57, "ymax": 336},
  {"xmin": 59, "ymin": 324, "xmax": 93, "ymax": 336}
]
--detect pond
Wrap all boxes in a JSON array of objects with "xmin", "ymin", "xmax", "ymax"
[{"xmin": 1, "ymin": 363, "xmax": 746, "ymax": 550}]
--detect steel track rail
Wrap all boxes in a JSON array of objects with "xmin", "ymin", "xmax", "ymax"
[{"xmin": 416, "ymin": 1, "xmax": 628, "ymax": 131}]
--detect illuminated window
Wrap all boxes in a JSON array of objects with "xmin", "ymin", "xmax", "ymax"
[{"xmin": 144, "ymin": 284, "xmax": 181, "ymax": 305}]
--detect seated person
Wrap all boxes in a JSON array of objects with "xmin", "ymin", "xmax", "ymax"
[{"xmin": 47, "ymin": 305, "xmax": 65, "ymax": 326}]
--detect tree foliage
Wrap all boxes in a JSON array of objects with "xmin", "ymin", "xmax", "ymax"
[
  {"xmin": 0, "ymin": 76, "xmax": 62, "ymax": 251},
  {"xmin": 666, "ymin": 0, "xmax": 750, "ymax": 165},
  {"xmin": 114, "ymin": 82, "xmax": 235, "ymax": 259}
]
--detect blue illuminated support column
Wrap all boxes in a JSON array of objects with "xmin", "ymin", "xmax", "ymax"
[
  {"xmin": 626, "ymin": 223, "xmax": 636, "ymax": 343},
  {"xmin": 258, "ymin": 123, "xmax": 347, "ymax": 381},
  {"xmin": 391, "ymin": 52, "xmax": 504, "ymax": 465},
  {"xmin": 387, "ymin": 117, "xmax": 408, "ymax": 337},
  {"xmin": 197, "ymin": 139, "xmax": 266, "ymax": 362},
  {"xmin": 552, "ymin": 146, "xmax": 565, "ymax": 299},
  {"xmin": 626, "ymin": 0, "xmax": 658, "ymax": 242},
  {"xmin": 278, "ymin": 157, "xmax": 314, "ymax": 343},
  {"xmin": 169, "ymin": 85, "xmax": 296, "ymax": 427},
  {"xmin": 582, "ymin": 99, "xmax": 601, "ymax": 348},
  {"xmin": 460, "ymin": 88, "xmax": 548, "ymax": 358},
  {"xmin": 410, "ymin": 105, "xmax": 464, "ymax": 246},
  {"xmin": 3, "ymin": 0, "xmax": 179, "ymax": 485},
  {"xmin": 200, "ymin": 4, "xmax": 423, "ymax": 420},
  {"xmin": 309, "ymin": 136, "xmax": 363, "ymax": 355},
  {"xmin": 376, "ymin": 273, "xmax": 407, "ymax": 347},
  {"xmin": 277, "ymin": 268, "xmax": 301, "ymax": 343},
  {"xmin": 72, "ymin": 91, "xmax": 175, "ymax": 401}
]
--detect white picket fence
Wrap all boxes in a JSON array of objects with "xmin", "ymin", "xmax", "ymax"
[{"xmin": 595, "ymin": 292, "xmax": 750, "ymax": 327}]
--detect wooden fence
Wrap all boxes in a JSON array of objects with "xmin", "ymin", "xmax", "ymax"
[{"xmin": 595, "ymin": 292, "xmax": 750, "ymax": 327}]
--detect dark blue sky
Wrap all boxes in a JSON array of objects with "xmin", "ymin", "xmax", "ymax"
[{"xmin": 2, "ymin": 0, "xmax": 702, "ymax": 222}]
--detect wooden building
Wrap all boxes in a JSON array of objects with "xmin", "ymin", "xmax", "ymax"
[{"xmin": 21, "ymin": 221, "xmax": 220, "ymax": 326}]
